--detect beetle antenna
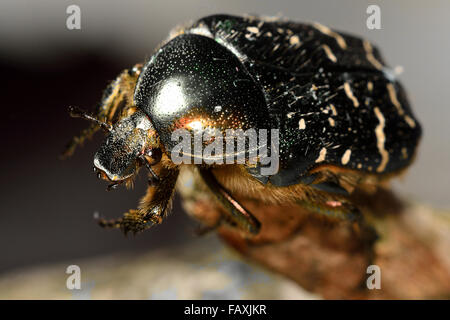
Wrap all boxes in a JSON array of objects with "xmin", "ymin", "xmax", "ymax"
[{"xmin": 68, "ymin": 106, "xmax": 112, "ymax": 132}]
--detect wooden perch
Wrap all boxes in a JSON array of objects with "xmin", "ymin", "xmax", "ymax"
[{"xmin": 178, "ymin": 169, "xmax": 450, "ymax": 299}]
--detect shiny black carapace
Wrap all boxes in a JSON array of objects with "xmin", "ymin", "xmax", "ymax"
[{"xmin": 63, "ymin": 14, "xmax": 421, "ymax": 236}]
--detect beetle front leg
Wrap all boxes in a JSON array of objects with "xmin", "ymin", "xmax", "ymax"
[{"xmin": 96, "ymin": 166, "xmax": 179, "ymax": 235}]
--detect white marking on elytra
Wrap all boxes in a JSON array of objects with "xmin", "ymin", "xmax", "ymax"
[
  {"xmin": 316, "ymin": 147, "xmax": 327, "ymax": 163},
  {"xmin": 343, "ymin": 82, "xmax": 359, "ymax": 107},
  {"xmin": 374, "ymin": 107, "xmax": 389, "ymax": 172},
  {"xmin": 246, "ymin": 26, "xmax": 259, "ymax": 34},
  {"xmin": 289, "ymin": 35, "xmax": 301, "ymax": 46},
  {"xmin": 330, "ymin": 104, "xmax": 337, "ymax": 116},
  {"xmin": 386, "ymin": 83, "xmax": 403, "ymax": 114},
  {"xmin": 401, "ymin": 147, "xmax": 408, "ymax": 159},
  {"xmin": 328, "ymin": 117, "xmax": 335, "ymax": 127},
  {"xmin": 313, "ymin": 22, "xmax": 347, "ymax": 50},
  {"xmin": 321, "ymin": 44, "xmax": 337, "ymax": 63},
  {"xmin": 404, "ymin": 115, "xmax": 416, "ymax": 128},
  {"xmin": 245, "ymin": 27, "xmax": 262, "ymax": 40},
  {"xmin": 386, "ymin": 83, "xmax": 416, "ymax": 128},
  {"xmin": 363, "ymin": 40, "xmax": 383, "ymax": 70},
  {"xmin": 299, "ymin": 118, "xmax": 306, "ymax": 129},
  {"xmin": 273, "ymin": 43, "xmax": 280, "ymax": 52},
  {"xmin": 341, "ymin": 149, "xmax": 352, "ymax": 165}
]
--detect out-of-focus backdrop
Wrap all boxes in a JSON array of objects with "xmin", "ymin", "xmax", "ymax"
[{"xmin": 1, "ymin": 0, "xmax": 449, "ymax": 277}]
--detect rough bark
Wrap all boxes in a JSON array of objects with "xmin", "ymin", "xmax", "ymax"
[{"xmin": 178, "ymin": 169, "xmax": 450, "ymax": 299}]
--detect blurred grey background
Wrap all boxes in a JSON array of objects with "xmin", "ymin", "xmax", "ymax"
[{"xmin": 0, "ymin": 0, "xmax": 449, "ymax": 274}]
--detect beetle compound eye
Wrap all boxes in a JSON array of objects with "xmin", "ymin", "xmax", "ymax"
[{"xmin": 145, "ymin": 148, "xmax": 162, "ymax": 166}]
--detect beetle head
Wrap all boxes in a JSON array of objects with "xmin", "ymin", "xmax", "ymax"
[{"xmin": 93, "ymin": 109, "xmax": 162, "ymax": 185}]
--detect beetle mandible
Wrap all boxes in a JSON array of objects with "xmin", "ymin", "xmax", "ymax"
[{"xmin": 63, "ymin": 14, "xmax": 421, "ymax": 236}]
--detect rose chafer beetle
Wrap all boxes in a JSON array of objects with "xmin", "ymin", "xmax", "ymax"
[{"xmin": 63, "ymin": 14, "xmax": 421, "ymax": 236}]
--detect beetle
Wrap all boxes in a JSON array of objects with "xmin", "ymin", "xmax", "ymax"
[{"xmin": 63, "ymin": 14, "xmax": 421, "ymax": 236}]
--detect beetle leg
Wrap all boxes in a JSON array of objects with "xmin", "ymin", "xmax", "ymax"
[
  {"xmin": 297, "ymin": 198, "xmax": 378, "ymax": 262},
  {"xmin": 61, "ymin": 124, "xmax": 101, "ymax": 159},
  {"xmin": 138, "ymin": 154, "xmax": 160, "ymax": 185},
  {"xmin": 297, "ymin": 171, "xmax": 351, "ymax": 196},
  {"xmin": 61, "ymin": 64, "xmax": 143, "ymax": 159},
  {"xmin": 95, "ymin": 64, "xmax": 143, "ymax": 123},
  {"xmin": 96, "ymin": 167, "xmax": 179, "ymax": 235},
  {"xmin": 297, "ymin": 198, "xmax": 359, "ymax": 222},
  {"xmin": 199, "ymin": 168, "xmax": 261, "ymax": 235},
  {"xmin": 61, "ymin": 105, "xmax": 117, "ymax": 159},
  {"xmin": 61, "ymin": 112, "xmax": 115, "ymax": 159},
  {"xmin": 309, "ymin": 181, "xmax": 350, "ymax": 196}
]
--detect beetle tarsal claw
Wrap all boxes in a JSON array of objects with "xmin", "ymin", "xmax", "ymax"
[
  {"xmin": 68, "ymin": 105, "xmax": 84, "ymax": 118},
  {"xmin": 93, "ymin": 212, "xmax": 122, "ymax": 229}
]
